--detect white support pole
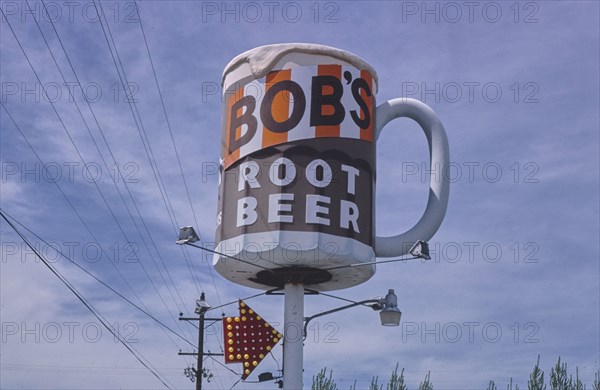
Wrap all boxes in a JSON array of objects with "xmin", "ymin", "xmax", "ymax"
[{"xmin": 283, "ymin": 283, "xmax": 304, "ymax": 390}]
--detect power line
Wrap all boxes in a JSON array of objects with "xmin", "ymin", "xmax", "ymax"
[
  {"xmin": 208, "ymin": 355, "xmax": 242, "ymax": 379},
  {"xmin": 0, "ymin": 98, "xmax": 195, "ymax": 353},
  {"xmin": 0, "ymin": 105, "xmax": 196, "ymax": 368},
  {"xmin": 133, "ymin": 0, "xmax": 223, "ymax": 307},
  {"xmin": 26, "ymin": 0, "xmax": 191, "ymax": 321},
  {"xmin": 30, "ymin": 0, "xmax": 198, "ymax": 344},
  {"xmin": 0, "ymin": 8, "xmax": 193, "ymax": 346},
  {"xmin": 2, "ymin": 4, "xmax": 236, "ymax": 384},
  {"xmin": 2, "ymin": 363, "xmax": 184, "ymax": 376},
  {"xmin": 186, "ymin": 242, "xmax": 273, "ymax": 271},
  {"xmin": 0, "ymin": 208, "xmax": 195, "ymax": 350},
  {"xmin": 0, "ymin": 210, "xmax": 174, "ymax": 389},
  {"xmin": 316, "ymin": 291, "xmax": 381, "ymax": 308},
  {"xmin": 90, "ymin": 0, "xmax": 205, "ymax": 302},
  {"xmin": 206, "ymin": 292, "xmax": 267, "ymax": 313},
  {"xmin": 0, "ymin": 101, "xmax": 143, "ymax": 316},
  {"xmin": 93, "ymin": 0, "xmax": 181, "ymax": 248}
]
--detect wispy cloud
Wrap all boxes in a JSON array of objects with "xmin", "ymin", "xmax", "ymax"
[{"xmin": 1, "ymin": 1, "xmax": 598, "ymax": 389}]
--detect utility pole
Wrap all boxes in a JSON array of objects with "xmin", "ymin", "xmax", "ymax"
[{"xmin": 179, "ymin": 293, "xmax": 223, "ymax": 390}]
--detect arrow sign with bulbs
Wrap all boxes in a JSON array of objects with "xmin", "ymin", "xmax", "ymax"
[{"xmin": 223, "ymin": 300, "xmax": 282, "ymax": 379}]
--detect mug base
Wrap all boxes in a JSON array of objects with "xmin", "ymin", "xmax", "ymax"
[
  {"xmin": 213, "ymin": 231, "xmax": 376, "ymax": 291},
  {"xmin": 250, "ymin": 266, "xmax": 333, "ymax": 288}
]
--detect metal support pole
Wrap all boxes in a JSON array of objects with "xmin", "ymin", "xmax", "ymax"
[
  {"xmin": 302, "ymin": 298, "xmax": 382, "ymax": 338},
  {"xmin": 197, "ymin": 304, "xmax": 205, "ymax": 390},
  {"xmin": 283, "ymin": 283, "xmax": 304, "ymax": 390}
]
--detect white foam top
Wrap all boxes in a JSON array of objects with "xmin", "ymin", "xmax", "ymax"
[{"xmin": 222, "ymin": 43, "xmax": 379, "ymax": 87}]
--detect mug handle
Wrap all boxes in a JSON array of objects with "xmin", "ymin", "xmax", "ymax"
[{"xmin": 374, "ymin": 98, "xmax": 450, "ymax": 258}]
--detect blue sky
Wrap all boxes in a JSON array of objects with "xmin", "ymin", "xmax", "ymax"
[{"xmin": 1, "ymin": 1, "xmax": 599, "ymax": 389}]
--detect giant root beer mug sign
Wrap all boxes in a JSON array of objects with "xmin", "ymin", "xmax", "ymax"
[{"xmin": 214, "ymin": 43, "xmax": 450, "ymax": 291}]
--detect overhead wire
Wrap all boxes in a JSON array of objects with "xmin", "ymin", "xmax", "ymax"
[
  {"xmin": 207, "ymin": 291, "xmax": 267, "ymax": 313},
  {"xmin": 90, "ymin": 0, "xmax": 206, "ymax": 305},
  {"xmin": 0, "ymin": 101, "xmax": 140, "ymax": 319},
  {"xmin": 132, "ymin": 0, "xmax": 220, "ymax": 304},
  {"xmin": 186, "ymin": 242, "xmax": 273, "ymax": 271},
  {"xmin": 92, "ymin": 1, "xmax": 237, "ymax": 368},
  {"xmin": 28, "ymin": 0, "xmax": 191, "ymax": 321},
  {"xmin": 32, "ymin": 0, "xmax": 198, "ymax": 343},
  {"xmin": 3, "ymin": 2, "xmax": 265, "ymax": 384},
  {"xmin": 316, "ymin": 291, "xmax": 379, "ymax": 308},
  {"xmin": 0, "ymin": 102, "xmax": 195, "ymax": 363},
  {"xmin": 323, "ymin": 256, "xmax": 422, "ymax": 271},
  {"xmin": 0, "ymin": 211, "xmax": 174, "ymax": 389},
  {"xmin": 208, "ymin": 355, "xmax": 242, "ymax": 378},
  {"xmin": 2, "ymin": 363, "xmax": 184, "ymax": 376},
  {"xmin": 0, "ymin": 6, "xmax": 194, "ymax": 346},
  {"xmin": 202, "ymin": 354, "xmax": 227, "ymax": 390},
  {"xmin": 0, "ymin": 208, "xmax": 195, "ymax": 350},
  {"xmin": 229, "ymin": 377, "xmax": 243, "ymax": 389}
]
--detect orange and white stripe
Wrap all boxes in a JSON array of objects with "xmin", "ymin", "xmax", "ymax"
[{"xmin": 223, "ymin": 64, "xmax": 375, "ymax": 169}]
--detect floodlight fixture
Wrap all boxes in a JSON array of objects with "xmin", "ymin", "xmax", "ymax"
[
  {"xmin": 195, "ymin": 292, "xmax": 211, "ymax": 315},
  {"xmin": 177, "ymin": 226, "xmax": 199, "ymax": 245},
  {"xmin": 409, "ymin": 240, "xmax": 431, "ymax": 260}
]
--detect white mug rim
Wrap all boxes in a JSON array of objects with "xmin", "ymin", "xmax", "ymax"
[{"xmin": 222, "ymin": 43, "xmax": 379, "ymax": 89}]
